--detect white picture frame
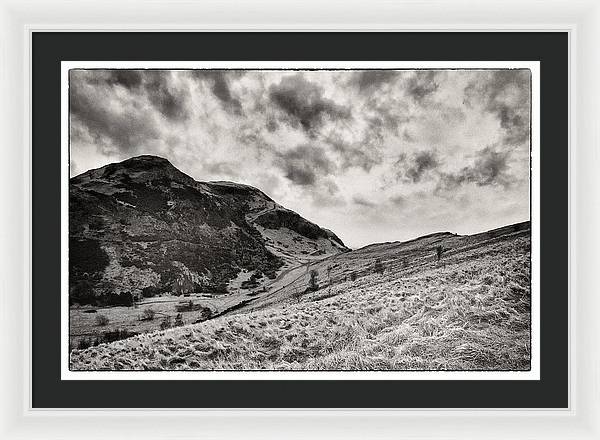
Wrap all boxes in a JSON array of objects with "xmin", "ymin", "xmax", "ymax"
[{"xmin": 0, "ymin": 0, "xmax": 597, "ymax": 438}]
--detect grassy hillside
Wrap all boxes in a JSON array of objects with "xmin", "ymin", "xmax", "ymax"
[{"xmin": 70, "ymin": 222, "xmax": 531, "ymax": 371}]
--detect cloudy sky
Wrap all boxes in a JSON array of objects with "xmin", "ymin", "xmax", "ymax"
[{"xmin": 69, "ymin": 68, "xmax": 531, "ymax": 248}]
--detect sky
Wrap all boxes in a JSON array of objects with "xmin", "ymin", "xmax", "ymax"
[{"xmin": 69, "ymin": 68, "xmax": 531, "ymax": 249}]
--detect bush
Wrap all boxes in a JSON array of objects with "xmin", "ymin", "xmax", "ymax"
[
  {"xmin": 77, "ymin": 337, "xmax": 92, "ymax": 350},
  {"xmin": 95, "ymin": 314, "xmax": 109, "ymax": 326},
  {"xmin": 350, "ymin": 271, "xmax": 357, "ymax": 282},
  {"xmin": 174, "ymin": 313, "xmax": 184, "ymax": 327},
  {"xmin": 292, "ymin": 286, "xmax": 303, "ymax": 303},
  {"xmin": 305, "ymin": 269, "xmax": 319, "ymax": 293},
  {"xmin": 160, "ymin": 315, "xmax": 172, "ymax": 330},
  {"xmin": 102, "ymin": 329, "xmax": 138, "ymax": 343},
  {"xmin": 141, "ymin": 308, "xmax": 156, "ymax": 321}
]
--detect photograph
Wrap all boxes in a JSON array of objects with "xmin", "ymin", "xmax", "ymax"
[{"xmin": 66, "ymin": 66, "xmax": 533, "ymax": 372}]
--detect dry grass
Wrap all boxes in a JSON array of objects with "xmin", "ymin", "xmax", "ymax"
[{"xmin": 70, "ymin": 233, "xmax": 530, "ymax": 371}]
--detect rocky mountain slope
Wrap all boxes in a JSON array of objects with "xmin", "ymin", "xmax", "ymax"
[{"xmin": 69, "ymin": 155, "xmax": 347, "ymax": 305}]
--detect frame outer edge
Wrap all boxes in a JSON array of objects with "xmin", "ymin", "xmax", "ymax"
[{"xmin": 0, "ymin": 0, "xmax": 597, "ymax": 438}]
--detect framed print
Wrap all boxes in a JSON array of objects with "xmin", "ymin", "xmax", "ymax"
[
  {"xmin": 37, "ymin": 34, "xmax": 562, "ymax": 408},
  {"xmin": 62, "ymin": 60, "xmax": 540, "ymax": 383},
  {"xmin": 1, "ymin": 0, "xmax": 598, "ymax": 439}
]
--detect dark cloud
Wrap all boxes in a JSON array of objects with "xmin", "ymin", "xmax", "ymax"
[
  {"xmin": 327, "ymin": 137, "xmax": 382, "ymax": 172},
  {"xmin": 350, "ymin": 71, "xmax": 400, "ymax": 94},
  {"xmin": 268, "ymin": 74, "xmax": 351, "ymax": 135},
  {"xmin": 191, "ymin": 70, "xmax": 244, "ymax": 115},
  {"xmin": 364, "ymin": 99, "xmax": 410, "ymax": 135},
  {"xmin": 143, "ymin": 71, "xmax": 189, "ymax": 121},
  {"xmin": 266, "ymin": 118, "xmax": 279, "ymax": 132},
  {"xmin": 406, "ymin": 71, "xmax": 439, "ymax": 102},
  {"xmin": 105, "ymin": 70, "xmax": 144, "ymax": 89},
  {"xmin": 398, "ymin": 150, "xmax": 440, "ymax": 183},
  {"xmin": 69, "ymin": 71, "xmax": 161, "ymax": 153},
  {"xmin": 464, "ymin": 70, "xmax": 531, "ymax": 146},
  {"xmin": 275, "ymin": 144, "xmax": 335, "ymax": 186},
  {"xmin": 438, "ymin": 146, "xmax": 512, "ymax": 190}
]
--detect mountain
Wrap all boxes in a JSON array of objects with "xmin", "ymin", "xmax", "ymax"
[{"xmin": 69, "ymin": 155, "xmax": 348, "ymax": 305}]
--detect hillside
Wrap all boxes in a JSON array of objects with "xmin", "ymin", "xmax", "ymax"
[
  {"xmin": 69, "ymin": 155, "xmax": 347, "ymax": 306},
  {"xmin": 70, "ymin": 221, "xmax": 531, "ymax": 371}
]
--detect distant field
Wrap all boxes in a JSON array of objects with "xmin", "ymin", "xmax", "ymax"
[
  {"xmin": 70, "ymin": 224, "xmax": 531, "ymax": 371},
  {"xmin": 69, "ymin": 292, "xmax": 250, "ymax": 349}
]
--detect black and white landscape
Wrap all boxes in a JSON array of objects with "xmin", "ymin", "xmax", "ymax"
[{"xmin": 68, "ymin": 68, "xmax": 531, "ymax": 371}]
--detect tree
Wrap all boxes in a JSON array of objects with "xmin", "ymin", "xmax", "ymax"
[
  {"xmin": 308, "ymin": 269, "xmax": 319, "ymax": 292},
  {"xmin": 435, "ymin": 245, "xmax": 445, "ymax": 261},
  {"xmin": 174, "ymin": 313, "xmax": 184, "ymax": 327}
]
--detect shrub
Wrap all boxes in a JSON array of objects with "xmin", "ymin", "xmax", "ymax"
[
  {"xmin": 374, "ymin": 258, "xmax": 385, "ymax": 274},
  {"xmin": 160, "ymin": 315, "xmax": 172, "ymax": 330},
  {"xmin": 307, "ymin": 269, "xmax": 319, "ymax": 292},
  {"xmin": 350, "ymin": 271, "xmax": 357, "ymax": 281},
  {"xmin": 77, "ymin": 337, "xmax": 92, "ymax": 350},
  {"xmin": 95, "ymin": 314, "xmax": 109, "ymax": 326},
  {"xmin": 199, "ymin": 307, "xmax": 212, "ymax": 321},
  {"xmin": 292, "ymin": 286, "xmax": 303, "ymax": 303},
  {"xmin": 141, "ymin": 308, "xmax": 156, "ymax": 321},
  {"xmin": 174, "ymin": 313, "xmax": 184, "ymax": 327},
  {"xmin": 102, "ymin": 329, "xmax": 137, "ymax": 343}
]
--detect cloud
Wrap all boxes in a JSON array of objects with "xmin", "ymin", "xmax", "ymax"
[
  {"xmin": 352, "ymin": 195, "xmax": 377, "ymax": 208},
  {"xmin": 406, "ymin": 71, "xmax": 439, "ymax": 102},
  {"xmin": 327, "ymin": 137, "xmax": 382, "ymax": 172},
  {"xmin": 398, "ymin": 150, "xmax": 440, "ymax": 183},
  {"xmin": 143, "ymin": 71, "xmax": 189, "ymax": 121},
  {"xmin": 438, "ymin": 146, "xmax": 512, "ymax": 189},
  {"xmin": 350, "ymin": 70, "xmax": 400, "ymax": 94},
  {"xmin": 389, "ymin": 195, "xmax": 405, "ymax": 206},
  {"xmin": 464, "ymin": 70, "xmax": 530, "ymax": 146},
  {"xmin": 69, "ymin": 71, "xmax": 161, "ymax": 153},
  {"xmin": 191, "ymin": 70, "xmax": 244, "ymax": 115},
  {"xmin": 275, "ymin": 144, "xmax": 335, "ymax": 186},
  {"xmin": 268, "ymin": 74, "xmax": 351, "ymax": 135},
  {"xmin": 105, "ymin": 70, "xmax": 144, "ymax": 89}
]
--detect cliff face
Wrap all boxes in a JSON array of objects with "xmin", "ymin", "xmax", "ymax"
[{"xmin": 69, "ymin": 155, "xmax": 347, "ymax": 304}]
